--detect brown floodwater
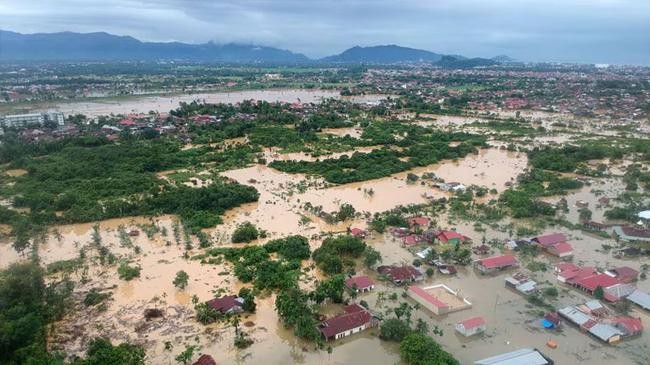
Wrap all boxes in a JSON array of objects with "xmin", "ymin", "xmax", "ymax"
[{"xmin": 44, "ymin": 90, "xmax": 387, "ymax": 118}]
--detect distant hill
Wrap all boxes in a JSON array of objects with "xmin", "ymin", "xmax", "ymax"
[
  {"xmin": 0, "ymin": 30, "xmax": 309, "ymax": 63},
  {"xmin": 435, "ymin": 55, "xmax": 498, "ymax": 69},
  {"xmin": 492, "ymin": 55, "xmax": 517, "ymax": 63},
  {"xmin": 0, "ymin": 30, "xmax": 511, "ymax": 67},
  {"xmin": 320, "ymin": 45, "xmax": 443, "ymax": 63}
]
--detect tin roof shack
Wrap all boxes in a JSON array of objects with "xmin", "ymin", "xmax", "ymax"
[
  {"xmin": 583, "ymin": 220, "xmax": 607, "ymax": 231},
  {"xmin": 402, "ymin": 234, "xmax": 424, "ymax": 247},
  {"xmin": 407, "ymin": 284, "xmax": 472, "ymax": 315},
  {"xmin": 318, "ymin": 304, "xmax": 378, "ymax": 341},
  {"xmin": 605, "ymin": 266, "xmax": 639, "ymax": 283},
  {"xmin": 377, "ymin": 265, "xmax": 423, "ymax": 285},
  {"xmin": 345, "ymin": 276, "xmax": 375, "ymax": 293},
  {"xmin": 455, "ymin": 316, "xmax": 486, "ymax": 337},
  {"xmin": 627, "ymin": 289, "xmax": 650, "ymax": 311},
  {"xmin": 474, "ymin": 255, "xmax": 518, "ymax": 274},
  {"xmin": 558, "ymin": 305, "xmax": 624, "ymax": 343},
  {"xmin": 505, "ymin": 272, "xmax": 538, "ymax": 295},
  {"xmin": 474, "ymin": 348, "xmax": 554, "ymax": 365},
  {"xmin": 206, "ymin": 295, "xmax": 245, "ymax": 314}
]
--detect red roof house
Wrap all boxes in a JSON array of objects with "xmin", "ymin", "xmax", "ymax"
[
  {"xmin": 532, "ymin": 233, "xmax": 567, "ymax": 248},
  {"xmin": 407, "ymin": 285, "xmax": 450, "ymax": 315},
  {"xmin": 345, "ymin": 276, "xmax": 375, "ymax": 293},
  {"xmin": 474, "ymin": 255, "xmax": 518, "ymax": 274},
  {"xmin": 436, "ymin": 230, "xmax": 465, "ymax": 245},
  {"xmin": 319, "ymin": 304, "xmax": 377, "ymax": 341},
  {"xmin": 408, "ymin": 216, "xmax": 430, "ymax": 228},
  {"xmin": 455, "ymin": 316, "xmax": 487, "ymax": 336},
  {"xmin": 605, "ymin": 266, "xmax": 639, "ymax": 283},
  {"xmin": 547, "ymin": 242, "xmax": 574, "ymax": 258},
  {"xmin": 350, "ymin": 228, "xmax": 367, "ymax": 238},
  {"xmin": 611, "ymin": 316, "xmax": 643, "ymax": 336},
  {"xmin": 402, "ymin": 234, "xmax": 423, "ymax": 246},
  {"xmin": 193, "ymin": 355, "xmax": 217, "ymax": 365},
  {"xmin": 574, "ymin": 274, "xmax": 620, "ymax": 294},
  {"xmin": 377, "ymin": 265, "xmax": 423, "ymax": 285},
  {"xmin": 206, "ymin": 295, "xmax": 244, "ymax": 314}
]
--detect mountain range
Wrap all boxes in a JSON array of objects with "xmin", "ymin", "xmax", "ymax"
[{"xmin": 0, "ymin": 30, "xmax": 509, "ymax": 67}]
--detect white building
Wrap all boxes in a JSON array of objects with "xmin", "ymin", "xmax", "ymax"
[{"xmin": 1, "ymin": 112, "xmax": 65, "ymax": 128}]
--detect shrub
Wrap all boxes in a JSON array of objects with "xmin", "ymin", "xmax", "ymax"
[
  {"xmin": 231, "ymin": 222, "xmax": 259, "ymax": 243},
  {"xmin": 117, "ymin": 263, "xmax": 141, "ymax": 281}
]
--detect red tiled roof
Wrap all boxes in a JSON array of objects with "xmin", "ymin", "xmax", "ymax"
[
  {"xmin": 563, "ymin": 267, "xmax": 598, "ymax": 282},
  {"xmin": 408, "ymin": 216, "xmax": 430, "ymax": 226},
  {"xmin": 408, "ymin": 286, "xmax": 450, "ymax": 309},
  {"xmin": 378, "ymin": 265, "xmax": 422, "ymax": 281},
  {"xmin": 620, "ymin": 226, "xmax": 650, "ymax": 239},
  {"xmin": 612, "ymin": 316, "xmax": 643, "ymax": 334},
  {"xmin": 193, "ymin": 354, "xmax": 216, "ymax": 365},
  {"xmin": 533, "ymin": 233, "xmax": 567, "ymax": 247},
  {"xmin": 549, "ymin": 242, "xmax": 574, "ymax": 254},
  {"xmin": 555, "ymin": 262, "xmax": 580, "ymax": 273},
  {"xmin": 350, "ymin": 228, "xmax": 366, "ymax": 237},
  {"xmin": 319, "ymin": 304, "xmax": 372, "ymax": 338},
  {"xmin": 345, "ymin": 276, "xmax": 374, "ymax": 290},
  {"xmin": 458, "ymin": 316, "xmax": 486, "ymax": 329},
  {"xmin": 437, "ymin": 230, "xmax": 464, "ymax": 242},
  {"xmin": 477, "ymin": 255, "xmax": 518, "ymax": 269},
  {"xmin": 575, "ymin": 274, "xmax": 620, "ymax": 291},
  {"xmin": 403, "ymin": 235, "xmax": 420, "ymax": 246},
  {"xmin": 609, "ymin": 266, "xmax": 639, "ymax": 279}
]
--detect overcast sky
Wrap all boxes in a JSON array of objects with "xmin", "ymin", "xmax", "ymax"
[{"xmin": 1, "ymin": 0, "xmax": 649, "ymax": 65}]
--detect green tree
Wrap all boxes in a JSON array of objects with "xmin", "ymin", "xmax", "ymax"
[
  {"xmin": 364, "ymin": 247, "xmax": 382, "ymax": 268},
  {"xmin": 174, "ymin": 345, "xmax": 196, "ymax": 364},
  {"xmin": 231, "ymin": 222, "xmax": 259, "ymax": 243},
  {"xmin": 594, "ymin": 285, "xmax": 605, "ymax": 300},
  {"xmin": 238, "ymin": 287, "xmax": 256, "ymax": 312},
  {"xmin": 173, "ymin": 271, "xmax": 190, "ymax": 289},
  {"xmin": 379, "ymin": 318, "xmax": 412, "ymax": 341},
  {"xmin": 399, "ymin": 332, "xmax": 459, "ymax": 365}
]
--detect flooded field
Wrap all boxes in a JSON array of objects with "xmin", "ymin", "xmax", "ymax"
[
  {"xmin": 1, "ymin": 136, "xmax": 648, "ymax": 365},
  {"xmin": 37, "ymin": 89, "xmax": 387, "ymax": 117}
]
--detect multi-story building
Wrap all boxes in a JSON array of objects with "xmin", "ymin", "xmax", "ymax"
[{"xmin": 0, "ymin": 112, "xmax": 65, "ymax": 128}]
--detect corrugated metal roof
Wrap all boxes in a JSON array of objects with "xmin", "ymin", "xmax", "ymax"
[
  {"xmin": 627, "ymin": 289, "xmax": 650, "ymax": 310},
  {"xmin": 474, "ymin": 348, "xmax": 550, "ymax": 365},
  {"xmin": 558, "ymin": 306, "xmax": 592, "ymax": 326},
  {"xmin": 589, "ymin": 323, "xmax": 623, "ymax": 342}
]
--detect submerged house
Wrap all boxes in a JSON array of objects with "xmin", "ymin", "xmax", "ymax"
[
  {"xmin": 474, "ymin": 348, "xmax": 554, "ymax": 365},
  {"xmin": 377, "ymin": 265, "xmax": 423, "ymax": 285},
  {"xmin": 345, "ymin": 275, "xmax": 375, "ymax": 293},
  {"xmin": 474, "ymin": 255, "xmax": 518, "ymax": 274},
  {"xmin": 456, "ymin": 316, "xmax": 486, "ymax": 337},
  {"xmin": 532, "ymin": 233, "xmax": 573, "ymax": 258},
  {"xmin": 627, "ymin": 289, "xmax": 650, "ymax": 311},
  {"xmin": 206, "ymin": 295, "xmax": 245, "ymax": 314},
  {"xmin": 318, "ymin": 304, "xmax": 378, "ymax": 341},
  {"xmin": 435, "ymin": 230, "xmax": 467, "ymax": 245}
]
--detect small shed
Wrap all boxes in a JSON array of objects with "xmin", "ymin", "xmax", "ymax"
[{"xmin": 456, "ymin": 316, "xmax": 486, "ymax": 337}]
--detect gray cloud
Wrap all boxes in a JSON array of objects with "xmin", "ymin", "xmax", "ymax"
[{"xmin": 1, "ymin": 0, "xmax": 649, "ymax": 64}]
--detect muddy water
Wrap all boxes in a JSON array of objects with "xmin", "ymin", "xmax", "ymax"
[{"xmin": 46, "ymin": 90, "xmax": 387, "ymax": 118}]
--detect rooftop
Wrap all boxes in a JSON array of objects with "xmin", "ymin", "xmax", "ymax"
[
  {"xmin": 474, "ymin": 348, "xmax": 551, "ymax": 365},
  {"xmin": 476, "ymin": 255, "xmax": 518, "ymax": 269}
]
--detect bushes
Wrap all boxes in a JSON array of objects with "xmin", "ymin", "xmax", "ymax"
[
  {"xmin": 173, "ymin": 271, "xmax": 190, "ymax": 289},
  {"xmin": 399, "ymin": 332, "xmax": 459, "ymax": 365},
  {"xmin": 84, "ymin": 289, "xmax": 111, "ymax": 306},
  {"xmin": 117, "ymin": 263, "xmax": 141, "ymax": 281},
  {"xmin": 380, "ymin": 318, "xmax": 412, "ymax": 341},
  {"xmin": 264, "ymin": 235, "xmax": 311, "ymax": 260},
  {"xmin": 231, "ymin": 222, "xmax": 260, "ymax": 243}
]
